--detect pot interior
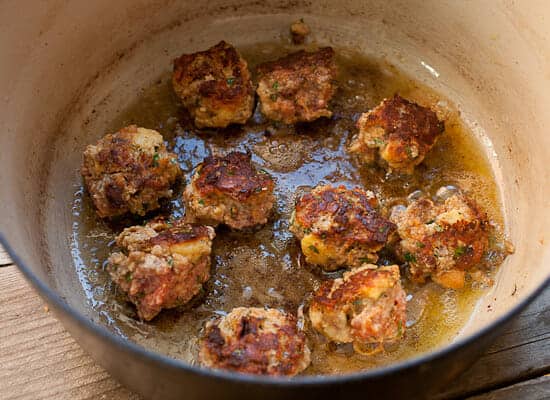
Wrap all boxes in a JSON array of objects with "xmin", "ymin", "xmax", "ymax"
[{"xmin": 0, "ymin": 0, "xmax": 549, "ymax": 376}]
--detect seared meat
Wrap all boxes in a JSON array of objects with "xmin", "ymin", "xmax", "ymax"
[
  {"xmin": 309, "ymin": 265, "xmax": 406, "ymax": 352},
  {"xmin": 172, "ymin": 41, "xmax": 255, "ymax": 128},
  {"xmin": 81, "ymin": 125, "xmax": 181, "ymax": 218},
  {"xmin": 183, "ymin": 152, "xmax": 275, "ymax": 229},
  {"xmin": 199, "ymin": 307, "xmax": 311, "ymax": 376},
  {"xmin": 349, "ymin": 95, "xmax": 444, "ymax": 174},
  {"xmin": 290, "ymin": 185, "xmax": 396, "ymax": 271},
  {"xmin": 290, "ymin": 19, "xmax": 310, "ymax": 44},
  {"xmin": 390, "ymin": 192, "xmax": 489, "ymax": 289},
  {"xmin": 106, "ymin": 219, "xmax": 215, "ymax": 321},
  {"xmin": 256, "ymin": 47, "xmax": 337, "ymax": 124}
]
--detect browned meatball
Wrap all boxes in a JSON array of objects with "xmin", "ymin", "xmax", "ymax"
[
  {"xmin": 309, "ymin": 265, "xmax": 406, "ymax": 353},
  {"xmin": 390, "ymin": 192, "xmax": 489, "ymax": 289},
  {"xmin": 183, "ymin": 152, "xmax": 275, "ymax": 229},
  {"xmin": 349, "ymin": 94, "xmax": 444, "ymax": 174},
  {"xmin": 290, "ymin": 185, "xmax": 396, "ymax": 271},
  {"xmin": 256, "ymin": 47, "xmax": 337, "ymax": 124},
  {"xmin": 106, "ymin": 219, "xmax": 215, "ymax": 321},
  {"xmin": 172, "ymin": 41, "xmax": 255, "ymax": 128},
  {"xmin": 81, "ymin": 125, "xmax": 181, "ymax": 218},
  {"xmin": 199, "ymin": 307, "xmax": 311, "ymax": 376}
]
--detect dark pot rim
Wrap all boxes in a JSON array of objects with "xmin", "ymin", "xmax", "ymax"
[{"xmin": 1, "ymin": 232, "xmax": 548, "ymax": 386}]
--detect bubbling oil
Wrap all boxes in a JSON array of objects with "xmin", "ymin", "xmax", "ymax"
[{"xmin": 70, "ymin": 42, "xmax": 508, "ymax": 374}]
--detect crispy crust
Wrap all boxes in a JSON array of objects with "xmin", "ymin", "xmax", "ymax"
[
  {"xmin": 149, "ymin": 224, "xmax": 213, "ymax": 247},
  {"xmin": 293, "ymin": 186, "xmax": 395, "ymax": 244},
  {"xmin": 256, "ymin": 47, "xmax": 337, "ymax": 124},
  {"xmin": 391, "ymin": 194, "xmax": 489, "ymax": 289},
  {"xmin": 81, "ymin": 125, "xmax": 181, "ymax": 218},
  {"xmin": 309, "ymin": 265, "xmax": 406, "ymax": 346},
  {"xmin": 192, "ymin": 152, "xmax": 274, "ymax": 201},
  {"xmin": 172, "ymin": 41, "xmax": 254, "ymax": 128},
  {"xmin": 107, "ymin": 219, "xmax": 215, "ymax": 320},
  {"xmin": 199, "ymin": 307, "xmax": 311, "ymax": 376},
  {"xmin": 183, "ymin": 152, "xmax": 276, "ymax": 229},
  {"xmin": 290, "ymin": 185, "xmax": 396, "ymax": 270},
  {"xmin": 349, "ymin": 95, "xmax": 444, "ymax": 173}
]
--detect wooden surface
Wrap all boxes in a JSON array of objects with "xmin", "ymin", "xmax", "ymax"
[{"xmin": 1, "ymin": 258, "xmax": 549, "ymax": 399}]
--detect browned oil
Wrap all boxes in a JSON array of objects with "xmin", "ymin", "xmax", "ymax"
[{"xmin": 70, "ymin": 43, "xmax": 508, "ymax": 374}]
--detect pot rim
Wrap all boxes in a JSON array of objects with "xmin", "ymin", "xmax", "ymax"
[{"xmin": 1, "ymin": 232, "xmax": 548, "ymax": 386}]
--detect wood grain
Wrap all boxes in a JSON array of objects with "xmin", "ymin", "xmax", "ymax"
[
  {"xmin": 0, "ymin": 246, "xmax": 12, "ymax": 266},
  {"xmin": 467, "ymin": 375, "xmax": 550, "ymax": 400},
  {"xmin": 0, "ymin": 264, "xmax": 548, "ymax": 400},
  {"xmin": 0, "ymin": 265, "xmax": 138, "ymax": 400},
  {"xmin": 436, "ymin": 287, "xmax": 550, "ymax": 399}
]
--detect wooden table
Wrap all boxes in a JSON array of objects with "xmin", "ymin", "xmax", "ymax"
[{"xmin": 1, "ymin": 248, "xmax": 548, "ymax": 399}]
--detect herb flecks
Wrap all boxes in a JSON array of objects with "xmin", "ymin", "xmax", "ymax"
[
  {"xmin": 152, "ymin": 153, "xmax": 160, "ymax": 167},
  {"xmin": 404, "ymin": 252, "xmax": 417, "ymax": 263},
  {"xmin": 454, "ymin": 245, "xmax": 467, "ymax": 258},
  {"xmin": 308, "ymin": 245, "xmax": 320, "ymax": 254}
]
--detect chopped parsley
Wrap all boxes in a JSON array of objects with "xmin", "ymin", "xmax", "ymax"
[
  {"xmin": 373, "ymin": 137, "xmax": 385, "ymax": 146},
  {"xmin": 359, "ymin": 257, "xmax": 372, "ymax": 264},
  {"xmin": 125, "ymin": 272, "xmax": 133, "ymax": 282},
  {"xmin": 416, "ymin": 242, "xmax": 425, "ymax": 248},
  {"xmin": 272, "ymin": 81, "xmax": 279, "ymax": 90},
  {"xmin": 308, "ymin": 245, "xmax": 320, "ymax": 254},
  {"xmin": 167, "ymin": 257, "xmax": 174, "ymax": 267},
  {"xmin": 226, "ymin": 76, "xmax": 235, "ymax": 86},
  {"xmin": 270, "ymin": 93, "xmax": 278, "ymax": 101},
  {"xmin": 198, "ymin": 199, "xmax": 205, "ymax": 206},
  {"xmin": 454, "ymin": 245, "xmax": 467, "ymax": 257},
  {"xmin": 152, "ymin": 152, "xmax": 160, "ymax": 167},
  {"xmin": 404, "ymin": 252, "xmax": 417, "ymax": 263},
  {"xmin": 259, "ymin": 169, "xmax": 269, "ymax": 174}
]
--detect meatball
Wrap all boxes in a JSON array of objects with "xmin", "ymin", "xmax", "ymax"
[
  {"xmin": 172, "ymin": 41, "xmax": 255, "ymax": 128},
  {"xmin": 199, "ymin": 307, "xmax": 311, "ymax": 376},
  {"xmin": 106, "ymin": 219, "xmax": 215, "ymax": 321},
  {"xmin": 81, "ymin": 125, "xmax": 181, "ymax": 218},
  {"xmin": 290, "ymin": 19, "xmax": 310, "ymax": 44},
  {"xmin": 309, "ymin": 265, "xmax": 407, "ymax": 353},
  {"xmin": 183, "ymin": 152, "xmax": 275, "ymax": 229},
  {"xmin": 290, "ymin": 185, "xmax": 396, "ymax": 271},
  {"xmin": 390, "ymin": 192, "xmax": 489, "ymax": 289},
  {"xmin": 349, "ymin": 94, "xmax": 445, "ymax": 174},
  {"xmin": 256, "ymin": 47, "xmax": 337, "ymax": 124}
]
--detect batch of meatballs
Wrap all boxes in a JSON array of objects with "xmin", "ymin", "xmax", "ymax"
[{"xmin": 81, "ymin": 32, "xmax": 494, "ymax": 377}]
